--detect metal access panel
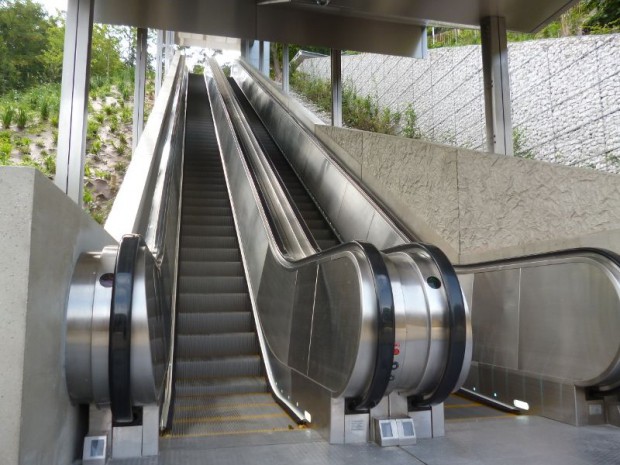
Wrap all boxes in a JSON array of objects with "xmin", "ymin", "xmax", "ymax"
[
  {"xmin": 83, "ymin": 436, "xmax": 107, "ymax": 465},
  {"xmin": 374, "ymin": 419, "xmax": 400, "ymax": 447}
]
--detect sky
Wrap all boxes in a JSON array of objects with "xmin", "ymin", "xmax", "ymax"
[
  {"xmin": 32, "ymin": 0, "xmax": 240, "ymax": 68},
  {"xmin": 36, "ymin": 0, "xmax": 67, "ymax": 14}
]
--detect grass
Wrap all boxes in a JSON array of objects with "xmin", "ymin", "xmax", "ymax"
[
  {"xmin": 2, "ymin": 107, "xmax": 14, "ymax": 129},
  {"xmin": 0, "ymin": 73, "xmax": 146, "ymax": 224},
  {"xmin": 291, "ymin": 71, "xmax": 414, "ymax": 137}
]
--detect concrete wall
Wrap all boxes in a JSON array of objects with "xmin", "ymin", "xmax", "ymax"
[
  {"xmin": 0, "ymin": 167, "xmax": 115, "ymax": 465},
  {"xmin": 299, "ymin": 34, "xmax": 620, "ymax": 173},
  {"xmin": 315, "ymin": 126, "xmax": 620, "ymax": 263}
]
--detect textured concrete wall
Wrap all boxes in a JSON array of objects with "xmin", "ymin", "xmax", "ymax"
[
  {"xmin": 316, "ymin": 126, "xmax": 620, "ymax": 263},
  {"xmin": 299, "ymin": 34, "xmax": 620, "ymax": 173},
  {"xmin": 0, "ymin": 167, "xmax": 115, "ymax": 464}
]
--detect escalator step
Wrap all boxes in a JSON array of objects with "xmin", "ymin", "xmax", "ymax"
[
  {"xmin": 177, "ymin": 311, "xmax": 254, "ymax": 335},
  {"xmin": 179, "ymin": 247, "xmax": 240, "ymax": 262},
  {"xmin": 178, "ymin": 292, "xmax": 251, "ymax": 313},
  {"xmin": 175, "ymin": 377, "xmax": 268, "ymax": 398},
  {"xmin": 171, "ymin": 74, "xmax": 291, "ymax": 439},
  {"xmin": 179, "ymin": 261, "xmax": 243, "ymax": 277},
  {"xmin": 182, "ymin": 206, "xmax": 233, "ymax": 217},
  {"xmin": 182, "ymin": 198, "xmax": 231, "ymax": 207},
  {"xmin": 177, "ymin": 332, "xmax": 259, "ymax": 358},
  {"xmin": 174, "ymin": 392, "xmax": 274, "ymax": 408},
  {"xmin": 176, "ymin": 355, "xmax": 262, "ymax": 380},
  {"xmin": 181, "ymin": 215, "xmax": 235, "ymax": 227},
  {"xmin": 173, "ymin": 399, "xmax": 284, "ymax": 421},
  {"xmin": 181, "ymin": 236, "xmax": 238, "ymax": 249},
  {"xmin": 181, "ymin": 225, "xmax": 236, "ymax": 238},
  {"xmin": 178, "ymin": 276, "xmax": 247, "ymax": 294}
]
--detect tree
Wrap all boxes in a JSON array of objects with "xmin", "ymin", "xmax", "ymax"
[
  {"xmin": 584, "ymin": 0, "xmax": 620, "ymax": 28},
  {"xmin": 0, "ymin": 0, "xmax": 51, "ymax": 93}
]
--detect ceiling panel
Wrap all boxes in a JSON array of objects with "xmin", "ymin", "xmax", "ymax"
[{"xmin": 94, "ymin": 0, "xmax": 578, "ymax": 56}]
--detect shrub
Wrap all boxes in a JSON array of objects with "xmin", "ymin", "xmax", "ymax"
[
  {"xmin": 402, "ymin": 104, "xmax": 422, "ymax": 139},
  {"xmin": 119, "ymin": 81, "xmax": 131, "ymax": 101},
  {"xmin": 109, "ymin": 117, "xmax": 119, "ymax": 134},
  {"xmin": 50, "ymin": 113, "xmax": 59, "ymax": 128},
  {"xmin": 87, "ymin": 119, "xmax": 100, "ymax": 141},
  {"xmin": 83, "ymin": 187, "xmax": 94, "ymax": 206},
  {"xmin": 39, "ymin": 99, "xmax": 50, "ymax": 121},
  {"xmin": 114, "ymin": 160, "xmax": 128, "ymax": 175},
  {"xmin": 42, "ymin": 154, "xmax": 56, "ymax": 177},
  {"xmin": 0, "ymin": 141, "xmax": 12, "ymax": 163},
  {"xmin": 90, "ymin": 138, "xmax": 103, "ymax": 156},
  {"xmin": 2, "ymin": 107, "xmax": 15, "ymax": 129},
  {"xmin": 95, "ymin": 169, "xmax": 112, "ymax": 180},
  {"xmin": 16, "ymin": 107, "xmax": 29, "ymax": 130},
  {"xmin": 14, "ymin": 137, "xmax": 31, "ymax": 155},
  {"xmin": 121, "ymin": 106, "xmax": 132, "ymax": 124}
]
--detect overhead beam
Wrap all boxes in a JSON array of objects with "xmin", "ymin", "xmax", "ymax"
[
  {"xmin": 331, "ymin": 49, "xmax": 342, "ymax": 127},
  {"xmin": 133, "ymin": 28, "xmax": 148, "ymax": 151},
  {"xmin": 481, "ymin": 16, "xmax": 514, "ymax": 155},
  {"xmin": 55, "ymin": 0, "xmax": 94, "ymax": 204},
  {"xmin": 94, "ymin": 0, "xmax": 427, "ymax": 58}
]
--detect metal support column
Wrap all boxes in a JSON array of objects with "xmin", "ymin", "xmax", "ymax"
[
  {"xmin": 282, "ymin": 44, "xmax": 290, "ymax": 93},
  {"xmin": 331, "ymin": 49, "xmax": 342, "ymax": 127},
  {"xmin": 481, "ymin": 16, "xmax": 514, "ymax": 155},
  {"xmin": 259, "ymin": 41, "xmax": 265, "ymax": 75},
  {"xmin": 166, "ymin": 31, "xmax": 175, "ymax": 70},
  {"xmin": 133, "ymin": 28, "xmax": 147, "ymax": 151},
  {"xmin": 55, "ymin": 0, "xmax": 94, "ymax": 204},
  {"xmin": 155, "ymin": 30, "xmax": 163, "ymax": 96}
]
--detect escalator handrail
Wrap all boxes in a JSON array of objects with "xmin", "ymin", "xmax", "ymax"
[
  {"xmin": 206, "ymin": 61, "xmax": 398, "ymax": 406},
  {"xmin": 349, "ymin": 243, "xmax": 395, "ymax": 411},
  {"xmin": 457, "ymin": 246, "xmax": 620, "ymax": 393},
  {"xmin": 385, "ymin": 242, "xmax": 468, "ymax": 406},
  {"xmin": 227, "ymin": 77, "xmax": 343, "ymax": 251},
  {"xmin": 109, "ymin": 234, "xmax": 142, "ymax": 424}
]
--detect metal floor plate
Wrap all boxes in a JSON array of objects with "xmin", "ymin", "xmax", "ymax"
[{"xmin": 109, "ymin": 413, "xmax": 620, "ymax": 465}]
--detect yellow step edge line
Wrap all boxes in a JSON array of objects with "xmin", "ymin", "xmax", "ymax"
[
  {"xmin": 163, "ymin": 427, "xmax": 304, "ymax": 439},
  {"xmin": 446, "ymin": 414, "xmax": 514, "ymax": 423},
  {"xmin": 176, "ymin": 391, "xmax": 269, "ymax": 399},
  {"xmin": 175, "ymin": 412, "xmax": 288, "ymax": 425},
  {"xmin": 445, "ymin": 403, "xmax": 484, "ymax": 409},
  {"xmin": 176, "ymin": 376, "xmax": 264, "ymax": 383},
  {"xmin": 175, "ymin": 401, "xmax": 278, "ymax": 412}
]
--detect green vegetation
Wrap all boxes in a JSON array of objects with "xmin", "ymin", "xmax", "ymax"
[
  {"xmin": 0, "ymin": 0, "xmax": 150, "ymax": 222},
  {"xmin": 427, "ymin": 0, "xmax": 620, "ymax": 48},
  {"xmin": 291, "ymin": 72, "xmax": 421, "ymax": 137},
  {"xmin": 513, "ymin": 128, "xmax": 535, "ymax": 159},
  {"xmin": 401, "ymin": 105, "xmax": 422, "ymax": 140}
]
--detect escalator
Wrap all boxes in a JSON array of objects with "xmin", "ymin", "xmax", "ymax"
[
  {"xmin": 227, "ymin": 59, "xmax": 620, "ymax": 426},
  {"xmin": 227, "ymin": 77, "xmax": 340, "ymax": 251},
  {"xmin": 65, "ymin": 60, "xmax": 471, "ymax": 459},
  {"xmin": 170, "ymin": 75, "xmax": 296, "ymax": 437}
]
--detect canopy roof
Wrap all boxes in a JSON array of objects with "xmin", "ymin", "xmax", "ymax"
[{"xmin": 94, "ymin": 0, "xmax": 577, "ymax": 56}]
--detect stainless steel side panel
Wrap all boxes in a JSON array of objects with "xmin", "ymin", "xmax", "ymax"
[
  {"xmin": 232, "ymin": 61, "xmax": 620, "ymax": 422},
  {"xmin": 231, "ymin": 61, "xmax": 410, "ymax": 250},
  {"xmin": 206, "ymin": 65, "xmax": 382, "ymax": 420}
]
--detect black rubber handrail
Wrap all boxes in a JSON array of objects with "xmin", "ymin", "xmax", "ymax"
[
  {"xmin": 227, "ymin": 77, "xmax": 343, "ymax": 249},
  {"xmin": 386, "ymin": 242, "xmax": 468, "ymax": 407},
  {"xmin": 109, "ymin": 234, "xmax": 142, "ymax": 424},
  {"xmin": 348, "ymin": 243, "xmax": 396, "ymax": 411}
]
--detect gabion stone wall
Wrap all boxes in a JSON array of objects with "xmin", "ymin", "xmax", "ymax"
[{"xmin": 298, "ymin": 34, "xmax": 620, "ymax": 173}]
